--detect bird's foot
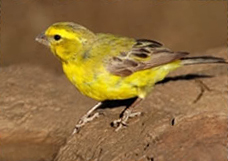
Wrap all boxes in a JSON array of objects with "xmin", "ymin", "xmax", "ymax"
[
  {"xmin": 72, "ymin": 112, "xmax": 100, "ymax": 134},
  {"xmin": 111, "ymin": 110, "xmax": 142, "ymax": 131}
]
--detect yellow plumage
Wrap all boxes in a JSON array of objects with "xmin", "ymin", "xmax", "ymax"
[
  {"xmin": 36, "ymin": 22, "xmax": 226, "ymax": 133},
  {"xmin": 62, "ymin": 59, "xmax": 180, "ymax": 101}
]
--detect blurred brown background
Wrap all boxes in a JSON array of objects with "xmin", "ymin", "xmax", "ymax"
[
  {"xmin": 1, "ymin": 1, "xmax": 227, "ymax": 161},
  {"xmin": 1, "ymin": 0, "xmax": 227, "ymax": 72}
]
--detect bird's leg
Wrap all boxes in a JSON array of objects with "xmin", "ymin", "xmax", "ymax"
[
  {"xmin": 112, "ymin": 97, "xmax": 143, "ymax": 131},
  {"xmin": 72, "ymin": 102, "xmax": 102, "ymax": 134}
]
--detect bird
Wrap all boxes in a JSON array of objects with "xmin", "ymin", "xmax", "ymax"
[{"xmin": 36, "ymin": 22, "xmax": 227, "ymax": 134}]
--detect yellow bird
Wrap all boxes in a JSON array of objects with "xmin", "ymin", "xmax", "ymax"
[{"xmin": 36, "ymin": 22, "xmax": 226, "ymax": 133}]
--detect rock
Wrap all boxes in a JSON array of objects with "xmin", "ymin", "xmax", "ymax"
[
  {"xmin": 55, "ymin": 48, "xmax": 227, "ymax": 161},
  {"xmin": 0, "ymin": 65, "xmax": 96, "ymax": 161},
  {"xmin": 0, "ymin": 47, "xmax": 227, "ymax": 161}
]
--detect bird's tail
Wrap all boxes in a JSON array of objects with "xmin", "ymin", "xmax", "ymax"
[{"xmin": 180, "ymin": 56, "xmax": 227, "ymax": 66}]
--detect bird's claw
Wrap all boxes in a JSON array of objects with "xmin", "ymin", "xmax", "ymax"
[
  {"xmin": 111, "ymin": 119, "xmax": 128, "ymax": 131},
  {"xmin": 111, "ymin": 111, "xmax": 142, "ymax": 132},
  {"xmin": 72, "ymin": 112, "xmax": 100, "ymax": 134}
]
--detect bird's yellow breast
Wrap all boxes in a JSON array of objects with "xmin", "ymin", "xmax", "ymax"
[{"xmin": 62, "ymin": 60, "xmax": 181, "ymax": 101}]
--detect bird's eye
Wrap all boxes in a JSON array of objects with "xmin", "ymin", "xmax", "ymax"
[{"xmin": 54, "ymin": 34, "xmax": 61, "ymax": 41}]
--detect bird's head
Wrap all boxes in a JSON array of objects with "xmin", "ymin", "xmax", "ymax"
[{"xmin": 36, "ymin": 22, "xmax": 95, "ymax": 62}]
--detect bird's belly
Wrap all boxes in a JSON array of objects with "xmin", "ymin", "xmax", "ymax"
[
  {"xmin": 63, "ymin": 63, "xmax": 138, "ymax": 101},
  {"xmin": 62, "ymin": 61, "xmax": 181, "ymax": 101},
  {"xmin": 72, "ymin": 73, "xmax": 139, "ymax": 101}
]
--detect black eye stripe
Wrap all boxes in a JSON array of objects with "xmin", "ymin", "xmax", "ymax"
[{"xmin": 54, "ymin": 35, "xmax": 61, "ymax": 41}]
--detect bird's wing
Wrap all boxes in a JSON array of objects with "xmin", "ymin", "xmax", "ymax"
[{"xmin": 106, "ymin": 39, "xmax": 189, "ymax": 77}]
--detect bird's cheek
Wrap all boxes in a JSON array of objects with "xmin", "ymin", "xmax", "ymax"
[
  {"xmin": 52, "ymin": 45, "xmax": 67, "ymax": 59},
  {"xmin": 51, "ymin": 41, "xmax": 83, "ymax": 61},
  {"xmin": 50, "ymin": 45, "xmax": 58, "ymax": 56}
]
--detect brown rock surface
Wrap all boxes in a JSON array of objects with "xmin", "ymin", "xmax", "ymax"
[
  {"xmin": 0, "ymin": 65, "xmax": 97, "ymax": 161},
  {"xmin": 0, "ymin": 47, "xmax": 227, "ymax": 161}
]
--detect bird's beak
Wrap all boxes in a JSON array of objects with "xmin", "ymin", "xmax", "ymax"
[{"xmin": 35, "ymin": 32, "xmax": 50, "ymax": 47}]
